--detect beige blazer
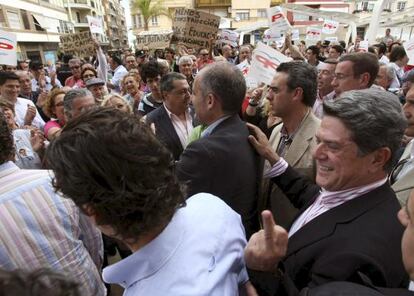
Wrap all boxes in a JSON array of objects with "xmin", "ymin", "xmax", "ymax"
[
  {"xmin": 262, "ymin": 110, "xmax": 321, "ymax": 229},
  {"xmin": 392, "ymin": 140, "xmax": 414, "ymax": 207}
]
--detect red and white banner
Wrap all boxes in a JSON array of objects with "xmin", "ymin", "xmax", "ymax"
[
  {"xmin": 219, "ymin": 29, "xmax": 239, "ymax": 47},
  {"xmin": 267, "ymin": 6, "xmax": 290, "ymax": 35},
  {"xmin": 322, "ymin": 19, "xmax": 339, "ymax": 35},
  {"xmin": 306, "ymin": 27, "xmax": 322, "ymax": 41},
  {"xmin": 247, "ymin": 42, "xmax": 291, "ymax": 85},
  {"xmin": 0, "ymin": 30, "xmax": 17, "ymax": 66}
]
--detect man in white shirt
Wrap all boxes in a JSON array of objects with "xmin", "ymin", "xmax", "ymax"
[
  {"xmin": 0, "ymin": 71, "xmax": 44, "ymax": 129},
  {"xmin": 46, "ymin": 107, "xmax": 253, "ymax": 296},
  {"xmin": 107, "ymin": 54, "xmax": 127, "ymax": 93},
  {"xmin": 245, "ymin": 88, "xmax": 408, "ymax": 293}
]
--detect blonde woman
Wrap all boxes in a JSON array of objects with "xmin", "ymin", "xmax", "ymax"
[
  {"xmin": 121, "ymin": 74, "xmax": 143, "ymax": 113},
  {"xmin": 101, "ymin": 94, "xmax": 132, "ymax": 114}
]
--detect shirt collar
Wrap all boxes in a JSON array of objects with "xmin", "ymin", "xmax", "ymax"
[
  {"xmin": 0, "ymin": 161, "xmax": 20, "ymax": 179},
  {"xmin": 103, "ymin": 209, "xmax": 186, "ymax": 288},
  {"xmin": 163, "ymin": 104, "xmax": 190, "ymax": 119},
  {"xmin": 201, "ymin": 115, "xmax": 231, "ymax": 138}
]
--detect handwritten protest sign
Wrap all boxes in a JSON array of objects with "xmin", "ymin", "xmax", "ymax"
[
  {"xmin": 136, "ymin": 30, "xmax": 173, "ymax": 49},
  {"xmin": 219, "ymin": 29, "xmax": 239, "ymax": 47},
  {"xmin": 0, "ymin": 30, "xmax": 17, "ymax": 66},
  {"xmin": 247, "ymin": 42, "xmax": 292, "ymax": 85},
  {"xmin": 267, "ymin": 6, "xmax": 290, "ymax": 35},
  {"xmin": 322, "ymin": 19, "xmax": 339, "ymax": 35},
  {"xmin": 171, "ymin": 8, "xmax": 220, "ymax": 49},
  {"xmin": 60, "ymin": 31, "xmax": 95, "ymax": 57},
  {"xmin": 87, "ymin": 15, "xmax": 104, "ymax": 35},
  {"xmin": 306, "ymin": 27, "xmax": 322, "ymax": 41}
]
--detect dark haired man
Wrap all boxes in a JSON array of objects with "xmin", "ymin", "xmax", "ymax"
[
  {"xmin": 46, "ymin": 107, "xmax": 251, "ymax": 295},
  {"xmin": 305, "ymin": 45, "xmax": 320, "ymax": 67},
  {"xmin": 246, "ymin": 88, "xmax": 408, "ymax": 294},
  {"xmin": 263, "ymin": 61, "xmax": 320, "ymax": 229},
  {"xmin": 107, "ymin": 54, "xmax": 127, "ymax": 93},
  {"xmin": 176, "ymin": 62, "xmax": 260, "ymax": 238},
  {"xmin": 332, "ymin": 52, "xmax": 379, "ymax": 96},
  {"xmin": 145, "ymin": 72, "xmax": 193, "ymax": 160},
  {"xmin": 0, "ymin": 112, "xmax": 105, "ymax": 295},
  {"xmin": 138, "ymin": 61, "xmax": 164, "ymax": 115},
  {"xmin": 328, "ymin": 45, "xmax": 344, "ymax": 59}
]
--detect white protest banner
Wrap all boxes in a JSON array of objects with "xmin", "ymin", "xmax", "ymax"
[
  {"xmin": 219, "ymin": 29, "xmax": 239, "ymax": 47},
  {"xmin": 237, "ymin": 59, "xmax": 250, "ymax": 76},
  {"xmin": 306, "ymin": 27, "xmax": 322, "ymax": 41},
  {"xmin": 0, "ymin": 30, "xmax": 17, "ymax": 66},
  {"xmin": 60, "ymin": 31, "xmax": 95, "ymax": 57},
  {"xmin": 87, "ymin": 15, "xmax": 104, "ymax": 35},
  {"xmin": 136, "ymin": 30, "xmax": 173, "ymax": 49},
  {"xmin": 404, "ymin": 37, "xmax": 414, "ymax": 62},
  {"xmin": 171, "ymin": 8, "xmax": 220, "ymax": 49},
  {"xmin": 267, "ymin": 6, "xmax": 290, "ymax": 35},
  {"xmin": 324, "ymin": 36, "xmax": 338, "ymax": 43},
  {"xmin": 322, "ymin": 19, "xmax": 339, "ymax": 35},
  {"xmin": 291, "ymin": 29, "xmax": 300, "ymax": 41},
  {"xmin": 247, "ymin": 42, "xmax": 292, "ymax": 85},
  {"xmin": 263, "ymin": 29, "xmax": 282, "ymax": 42},
  {"xmin": 358, "ymin": 40, "xmax": 369, "ymax": 52}
]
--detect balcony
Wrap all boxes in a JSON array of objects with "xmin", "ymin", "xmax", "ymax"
[
  {"xmin": 271, "ymin": 0, "xmax": 284, "ymax": 5},
  {"xmin": 64, "ymin": 0, "xmax": 92, "ymax": 10},
  {"xmin": 196, "ymin": 0, "xmax": 231, "ymax": 8},
  {"xmin": 73, "ymin": 21, "xmax": 89, "ymax": 28}
]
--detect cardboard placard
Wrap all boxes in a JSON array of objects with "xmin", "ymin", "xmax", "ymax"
[
  {"xmin": 219, "ymin": 29, "xmax": 239, "ymax": 47},
  {"xmin": 247, "ymin": 42, "xmax": 292, "ymax": 85},
  {"xmin": 136, "ymin": 30, "xmax": 173, "ymax": 49},
  {"xmin": 322, "ymin": 19, "xmax": 339, "ymax": 35},
  {"xmin": 0, "ymin": 30, "xmax": 17, "ymax": 66},
  {"xmin": 60, "ymin": 31, "xmax": 95, "ymax": 57},
  {"xmin": 267, "ymin": 6, "xmax": 290, "ymax": 35},
  {"xmin": 171, "ymin": 8, "xmax": 220, "ymax": 49}
]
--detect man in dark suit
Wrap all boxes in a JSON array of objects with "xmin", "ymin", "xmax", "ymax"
[
  {"xmin": 245, "ymin": 88, "xmax": 408, "ymax": 295},
  {"xmin": 175, "ymin": 62, "xmax": 260, "ymax": 238},
  {"xmin": 145, "ymin": 72, "xmax": 193, "ymax": 160}
]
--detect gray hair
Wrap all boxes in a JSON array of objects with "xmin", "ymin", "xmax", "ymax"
[
  {"xmin": 160, "ymin": 72, "xmax": 187, "ymax": 93},
  {"xmin": 63, "ymin": 88, "xmax": 93, "ymax": 119},
  {"xmin": 323, "ymin": 88, "xmax": 407, "ymax": 172},
  {"xmin": 178, "ymin": 55, "xmax": 193, "ymax": 66},
  {"xmin": 379, "ymin": 62, "xmax": 396, "ymax": 81},
  {"xmin": 198, "ymin": 62, "xmax": 246, "ymax": 114}
]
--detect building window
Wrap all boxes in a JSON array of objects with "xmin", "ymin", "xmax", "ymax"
[
  {"xmin": 20, "ymin": 10, "xmax": 31, "ymax": 30},
  {"xmin": 236, "ymin": 12, "xmax": 249, "ymax": 21},
  {"xmin": 76, "ymin": 12, "xmax": 81, "ymax": 23},
  {"xmin": 257, "ymin": 9, "xmax": 267, "ymax": 18},
  {"xmin": 397, "ymin": 1, "xmax": 406, "ymax": 11},
  {"xmin": 134, "ymin": 14, "xmax": 142, "ymax": 28},
  {"xmin": 0, "ymin": 9, "xmax": 6, "ymax": 28},
  {"xmin": 151, "ymin": 15, "xmax": 158, "ymax": 26},
  {"xmin": 7, "ymin": 10, "xmax": 21, "ymax": 29},
  {"xmin": 90, "ymin": 1, "xmax": 95, "ymax": 8},
  {"xmin": 32, "ymin": 15, "xmax": 45, "ymax": 31}
]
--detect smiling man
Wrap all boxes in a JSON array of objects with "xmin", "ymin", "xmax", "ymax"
[{"xmin": 245, "ymin": 88, "xmax": 408, "ymax": 294}]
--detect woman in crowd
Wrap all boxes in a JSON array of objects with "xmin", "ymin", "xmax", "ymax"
[
  {"xmin": 389, "ymin": 45, "xmax": 409, "ymax": 88},
  {"xmin": 101, "ymin": 94, "xmax": 132, "ymax": 114},
  {"xmin": 43, "ymin": 88, "xmax": 68, "ymax": 141},
  {"xmin": 81, "ymin": 67, "xmax": 97, "ymax": 84},
  {"xmin": 121, "ymin": 74, "xmax": 143, "ymax": 113}
]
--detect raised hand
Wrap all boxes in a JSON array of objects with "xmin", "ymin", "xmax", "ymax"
[
  {"xmin": 24, "ymin": 105, "xmax": 37, "ymax": 126},
  {"xmin": 244, "ymin": 210, "xmax": 288, "ymax": 272}
]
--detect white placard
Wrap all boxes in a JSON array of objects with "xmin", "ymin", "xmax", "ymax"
[
  {"xmin": 87, "ymin": 15, "xmax": 104, "ymax": 35},
  {"xmin": 247, "ymin": 42, "xmax": 292, "ymax": 85},
  {"xmin": 0, "ymin": 30, "xmax": 17, "ymax": 66},
  {"xmin": 404, "ymin": 37, "xmax": 414, "ymax": 63},
  {"xmin": 306, "ymin": 27, "xmax": 322, "ymax": 41},
  {"xmin": 358, "ymin": 40, "xmax": 369, "ymax": 52},
  {"xmin": 219, "ymin": 29, "xmax": 239, "ymax": 47},
  {"xmin": 324, "ymin": 36, "xmax": 338, "ymax": 43},
  {"xmin": 322, "ymin": 19, "xmax": 339, "ymax": 35},
  {"xmin": 263, "ymin": 29, "xmax": 282, "ymax": 42},
  {"xmin": 291, "ymin": 29, "xmax": 300, "ymax": 41},
  {"xmin": 267, "ymin": 6, "xmax": 290, "ymax": 35}
]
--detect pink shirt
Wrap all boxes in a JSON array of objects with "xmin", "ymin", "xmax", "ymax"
[
  {"xmin": 44, "ymin": 120, "xmax": 62, "ymax": 138},
  {"xmin": 65, "ymin": 76, "xmax": 85, "ymax": 88}
]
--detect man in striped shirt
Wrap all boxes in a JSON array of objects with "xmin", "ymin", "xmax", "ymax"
[
  {"xmin": 245, "ymin": 88, "xmax": 408, "ymax": 294},
  {"xmin": 0, "ymin": 111, "xmax": 105, "ymax": 295}
]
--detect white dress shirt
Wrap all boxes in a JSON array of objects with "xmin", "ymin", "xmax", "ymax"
[{"xmin": 14, "ymin": 97, "xmax": 45, "ymax": 129}]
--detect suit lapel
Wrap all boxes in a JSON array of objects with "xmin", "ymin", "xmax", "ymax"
[
  {"xmin": 285, "ymin": 112, "xmax": 318, "ymax": 167},
  {"xmin": 286, "ymin": 184, "xmax": 392, "ymax": 257},
  {"xmin": 158, "ymin": 106, "xmax": 184, "ymax": 153}
]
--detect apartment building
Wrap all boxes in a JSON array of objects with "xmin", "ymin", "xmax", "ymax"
[{"xmin": 103, "ymin": 0, "xmax": 128, "ymax": 50}]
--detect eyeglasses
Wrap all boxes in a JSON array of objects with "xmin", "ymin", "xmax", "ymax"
[{"xmin": 70, "ymin": 65, "xmax": 80, "ymax": 70}]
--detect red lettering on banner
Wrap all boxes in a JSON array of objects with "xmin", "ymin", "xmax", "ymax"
[
  {"xmin": 0, "ymin": 42, "xmax": 13, "ymax": 50},
  {"xmin": 256, "ymin": 55, "xmax": 278, "ymax": 70},
  {"xmin": 271, "ymin": 13, "xmax": 283, "ymax": 22}
]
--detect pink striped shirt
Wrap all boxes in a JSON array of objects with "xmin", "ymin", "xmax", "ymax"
[{"xmin": 265, "ymin": 158, "xmax": 387, "ymax": 237}]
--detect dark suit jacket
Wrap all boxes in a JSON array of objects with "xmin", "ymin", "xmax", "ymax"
[
  {"xmin": 176, "ymin": 114, "xmax": 260, "ymax": 238},
  {"xmin": 271, "ymin": 166, "xmax": 408, "ymax": 295},
  {"xmin": 146, "ymin": 105, "xmax": 192, "ymax": 161}
]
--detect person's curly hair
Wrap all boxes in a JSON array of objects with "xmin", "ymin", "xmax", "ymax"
[
  {"xmin": 46, "ymin": 107, "xmax": 186, "ymax": 241},
  {"xmin": 43, "ymin": 88, "xmax": 68, "ymax": 118},
  {"xmin": 0, "ymin": 112, "xmax": 14, "ymax": 164}
]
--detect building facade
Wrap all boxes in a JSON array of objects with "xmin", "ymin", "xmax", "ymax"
[{"xmin": 103, "ymin": 0, "xmax": 129, "ymax": 50}]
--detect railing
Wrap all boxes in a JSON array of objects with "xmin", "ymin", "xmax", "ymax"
[{"xmin": 196, "ymin": 0, "xmax": 231, "ymax": 7}]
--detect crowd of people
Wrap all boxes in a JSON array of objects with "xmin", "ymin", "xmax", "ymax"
[{"xmin": 1, "ymin": 29, "xmax": 414, "ymax": 296}]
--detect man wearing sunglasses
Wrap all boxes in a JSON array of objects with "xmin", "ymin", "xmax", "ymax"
[{"xmin": 65, "ymin": 58, "xmax": 84, "ymax": 89}]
